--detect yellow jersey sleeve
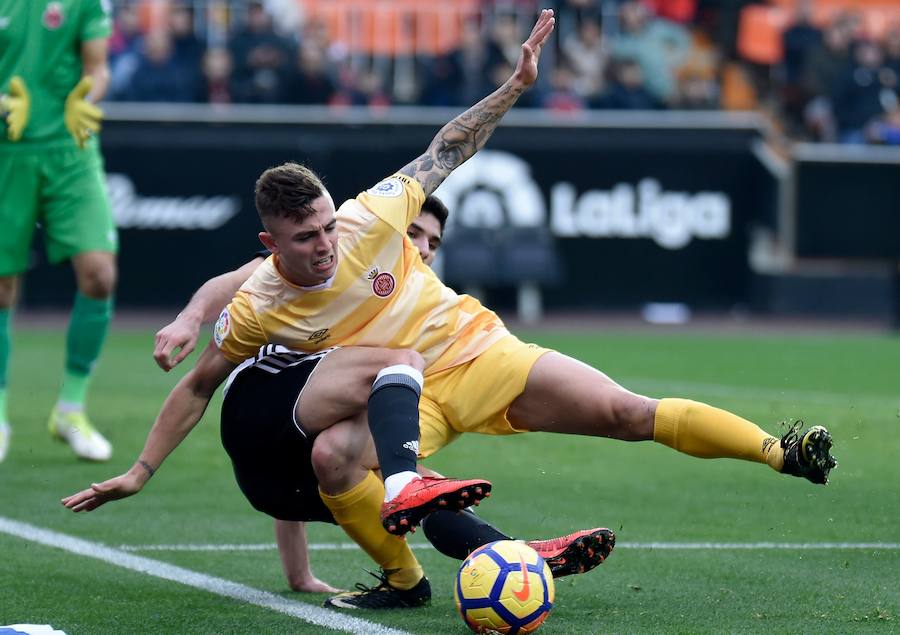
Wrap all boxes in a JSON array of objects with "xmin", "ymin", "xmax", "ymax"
[
  {"xmin": 355, "ymin": 174, "xmax": 426, "ymax": 234},
  {"xmin": 214, "ymin": 291, "xmax": 268, "ymax": 364}
]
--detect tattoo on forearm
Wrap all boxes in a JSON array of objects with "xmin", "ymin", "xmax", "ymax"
[
  {"xmin": 139, "ymin": 460, "xmax": 156, "ymax": 477},
  {"xmin": 401, "ymin": 82, "xmax": 525, "ymax": 195}
]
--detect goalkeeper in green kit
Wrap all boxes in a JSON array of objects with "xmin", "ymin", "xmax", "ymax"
[{"xmin": 0, "ymin": 0, "xmax": 117, "ymax": 463}]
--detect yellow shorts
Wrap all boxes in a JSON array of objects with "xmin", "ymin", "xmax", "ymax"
[{"xmin": 418, "ymin": 334, "xmax": 550, "ymax": 457}]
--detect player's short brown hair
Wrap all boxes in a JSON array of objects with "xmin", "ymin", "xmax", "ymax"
[
  {"xmin": 422, "ymin": 195, "xmax": 449, "ymax": 232},
  {"xmin": 255, "ymin": 162, "xmax": 326, "ymax": 226}
]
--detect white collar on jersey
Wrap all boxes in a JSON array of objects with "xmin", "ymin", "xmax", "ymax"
[{"xmin": 298, "ymin": 274, "xmax": 336, "ymax": 291}]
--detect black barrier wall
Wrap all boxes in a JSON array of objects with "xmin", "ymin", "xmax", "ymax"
[
  {"xmin": 793, "ymin": 144, "xmax": 900, "ymax": 260},
  {"xmin": 22, "ymin": 108, "xmax": 776, "ymax": 310}
]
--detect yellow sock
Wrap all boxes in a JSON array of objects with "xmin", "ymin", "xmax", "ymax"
[
  {"xmin": 319, "ymin": 470, "xmax": 424, "ymax": 590},
  {"xmin": 653, "ymin": 398, "xmax": 784, "ymax": 471}
]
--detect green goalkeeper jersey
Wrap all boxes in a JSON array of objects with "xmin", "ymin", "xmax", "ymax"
[{"xmin": 0, "ymin": 0, "xmax": 111, "ymax": 145}]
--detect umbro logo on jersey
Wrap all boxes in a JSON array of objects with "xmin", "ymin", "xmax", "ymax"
[
  {"xmin": 308, "ymin": 328, "xmax": 330, "ymax": 344},
  {"xmin": 43, "ymin": 2, "xmax": 65, "ymax": 29}
]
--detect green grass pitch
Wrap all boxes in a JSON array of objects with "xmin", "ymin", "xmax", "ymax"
[{"xmin": 1, "ymin": 326, "xmax": 898, "ymax": 633}]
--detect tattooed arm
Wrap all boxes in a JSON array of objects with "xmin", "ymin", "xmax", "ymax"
[{"xmin": 400, "ymin": 9, "xmax": 555, "ymax": 196}]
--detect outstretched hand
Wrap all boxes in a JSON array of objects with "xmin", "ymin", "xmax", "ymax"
[
  {"xmin": 154, "ymin": 315, "xmax": 201, "ymax": 371},
  {"xmin": 514, "ymin": 8, "xmax": 555, "ymax": 87},
  {"xmin": 62, "ymin": 472, "xmax": 144, "ymax": 512}
]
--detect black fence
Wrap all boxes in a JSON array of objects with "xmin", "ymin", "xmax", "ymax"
[
  {"xmin": 793, "ymin": 144, "xmax": 900, "ymax": 260},
  {"xmin": 23, "ymin": 106, "xmax": 778, "ymax": 310}
]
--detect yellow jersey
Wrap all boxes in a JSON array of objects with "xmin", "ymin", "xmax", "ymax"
[{"xmin": 215, "ymin": 174, "xmax": 509, "ymax": 375}]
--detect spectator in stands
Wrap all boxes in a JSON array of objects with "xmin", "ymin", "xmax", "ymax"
[
  {"xmin": 332, "ymin": 68, "xmax": 391, "ymax": 108},
  {"xmin": 675, "ymin": 66, "xmax": 720, "ymax": 109},
  {"xmin": 644, "ymin": 0, "xmax": 697, "ymax": 25},
  {"xmin": 885, "ymin": 25, "xmax": 900, "ymax": 79},
  {"xmin": 561, "ymin": 14, "xmax": 608, "ymax": 100},
  {"xmin": 197, "ymin": 47, "xmax": 234, "ymax": 104},
  {"xmin": 866, "ymin": 97, "xmax": 900, "ymax": 145},
  {"xmin": 169, "ymin": 3, "xmax": 204, "ymax": 86},
  {"xmin": 487, "ymin": 12, "xmax": 527, "ymax": 87},
  {"xmin": 229, "ymin": 1, "xmax": 294, "ymax": 103},
  {"xmin": 802, "ymin": 16, "xmax": 854, "ymax": 141},
  {"xmin": 125, "ymin": 29, "xmax": 196, "ymax": 102},
  {"xmin": 780, "ymin": 0, "xmax": 822, "ymax": 131},
  {"xmin": 284, "ymin": 43, "xmax": 337, "ymax": 105},
  {"xmin": 592, "ymin": 58, "xmax": 664, "ymax": 110},
  {"xmin": 541, "ymin": 63, "xmax": 587, "ymax": 111},
  {"xmin": 109, "ymin": 3, "xmax": 142, "ymax": 59},
  {"xmin": 553, "ymin": 0, "xmax": 605, "ymax": 48},
  {"xmin": 420, "ymin": 19, "xmax": 493, "ymax": 107},
  {"xmin": 609, "ymin": 1, "xmax": 691, "ymax": 104},
  {"xmin": 419, "ymin": 52, "xmax": 465, "ymax": 107},
  {"xmin": 108, "ymin": 4, "xmax": 143, "ymax": 99},
  {"xmin": 830, "ymin": 40, "xmax": 892, "ymax": 144}
]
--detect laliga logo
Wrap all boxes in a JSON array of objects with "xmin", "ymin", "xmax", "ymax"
[
  {"xmin": 436, "ymin": 151, "xmax": 731, "ymax": 250},
  {"xmin": 434, "ymin": 151, "xmax": 547, "ymax": 229}
]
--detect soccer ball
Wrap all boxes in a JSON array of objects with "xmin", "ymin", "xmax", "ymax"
[{"xmin": 454, "ymin": 540, "xmax": 555, "ymax": 634}]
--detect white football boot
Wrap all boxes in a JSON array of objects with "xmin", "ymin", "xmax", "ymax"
[{"xmin": 48, "ymin": 408, "xmax": 112, "ymax": 461}]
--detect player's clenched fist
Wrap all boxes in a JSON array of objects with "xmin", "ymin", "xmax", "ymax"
[
  {"xmin": 1, "ymin": 76, "xmax": 30, "ymax": 141},
  {"xmin": 65, "ymin": 76, "xmax": 104, "ymax": 148}
]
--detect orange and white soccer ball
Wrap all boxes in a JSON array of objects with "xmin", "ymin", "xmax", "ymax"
[{"xmin": 454, "ymin": 540, "xmax": 555, "ymax": 634}]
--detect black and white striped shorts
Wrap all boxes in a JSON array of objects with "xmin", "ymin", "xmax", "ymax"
[{"xmin": 220, "ymin": 345, "xmax": 337, "ymax": 523}]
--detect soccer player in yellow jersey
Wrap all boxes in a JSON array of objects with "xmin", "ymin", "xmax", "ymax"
[
  {"xmin": 148, "ymin": 193, "xmax": 613, "ymax": 598},
  {"xmin": 65, "ymin": 8, "xmax": 836, "ymax": 609}
]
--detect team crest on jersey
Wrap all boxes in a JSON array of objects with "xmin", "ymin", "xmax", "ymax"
[
  {"xmin": 43, "ymin": 2, "xmax": 65, "ymax": 30},
  {"xmin": 366, "ymin": 178, "xmax": 403, "ymax": 198},
  {"xmin": 372, "ymin": 272, "xmax": 395, "ymax": 297},
  {"xmin": 214, "ymin": 309, "xmax": 231, "ymax": 347},
  {"xmin": 308, "ymin": 328, "xmax": 330, "ymax": 344}
]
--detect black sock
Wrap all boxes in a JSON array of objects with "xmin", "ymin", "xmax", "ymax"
[
  {"xmin": 422, "ymin": 509, "xmax": 511, "ymax": 560},
  {"xmin": 368, "ymin": 366, "xmax": 421, "ymax": 479}
]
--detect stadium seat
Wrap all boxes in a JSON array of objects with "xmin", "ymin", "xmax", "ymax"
[
  {"xmin": 440, "ymin": 227, "xmax": 503, "ymax": 296},
  {"xmin": 737, "ymin": 5, "xmax": 789, "ymax": 65},
  {"xmin": 498, "ymin": 227, "xmax": 564, "ymax": 324}
]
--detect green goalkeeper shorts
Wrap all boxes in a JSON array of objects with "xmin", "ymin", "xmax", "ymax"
[{"xmin": 0, "ymin": 143, "xmax": 117, "ymax": 276}]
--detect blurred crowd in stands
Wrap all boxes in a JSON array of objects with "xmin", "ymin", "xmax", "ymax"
[{"xmin": 108, "ymin": 0, "xmax": 900, "ymax": 145}]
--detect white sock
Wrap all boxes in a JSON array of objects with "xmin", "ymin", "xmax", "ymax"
[
  {"xmin": 56, "ymin": 401, "xmax": 84, "ymax": 414},
  {"xmin": 383, "ymin": 471, "xmax": 420, "ymax": 502}
]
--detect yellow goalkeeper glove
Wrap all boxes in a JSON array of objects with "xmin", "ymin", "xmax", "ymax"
[
  {"xmin": 1, "ymin": 76, "xmax": 30, "ymax": 142},
  {"xmin": 65, "ymin": 76, "xmax": 104, "ymax": 148}
]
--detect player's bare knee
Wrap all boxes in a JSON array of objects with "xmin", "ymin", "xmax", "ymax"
[
  {"xmin": 0, "ymin": 277, "xmax": 18, "ymax": 308},
  {"xmin": 611, "ymin": 392, "xmax": 656, "ymax": 440},
  {"xmin": 386, "ymin": 348, "xmax": 424, "ymax": 372},
  {"xmin": 76, "ymin": 264, "xmax": 117, "ymax": 298},
  {"xmin": 311, "ymin": 428, "xmax": 361, "ymax": 476}
]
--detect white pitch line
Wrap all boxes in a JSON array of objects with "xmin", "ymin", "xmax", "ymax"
[
  {"xmin": 619, "ymin": 377, "xmax": 900, "ymax": 408},
  {"xmin": 118, "ymin": 541, "xmax": 900, "ymax": 553},
  {"xmin": 0, "ymin": 517, "xmax": 411, "ymax": 635}
]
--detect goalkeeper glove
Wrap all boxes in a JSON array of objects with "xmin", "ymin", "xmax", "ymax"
[
  {"xmin": 65, "ymin": 76, "xmax": 104, "ymax": 148},
  {"xmin": 1, "ymin": 76, "xmax": 30, "ymax": 142}
]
